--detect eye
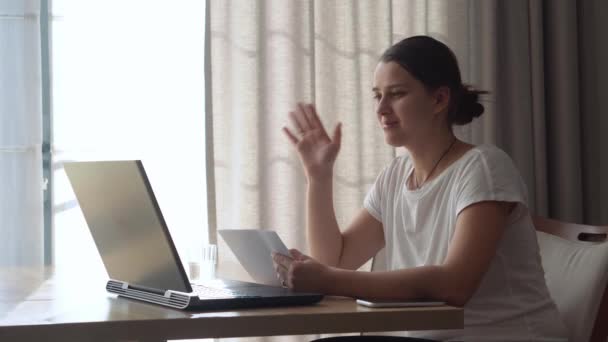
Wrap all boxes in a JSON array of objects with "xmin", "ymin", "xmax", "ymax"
[{"xmin": 372, "ymin": 93, "xmax": 381, "ymax": 101}]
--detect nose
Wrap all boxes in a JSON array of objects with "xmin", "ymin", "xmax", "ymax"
[{"xmin": 376, "ymin": 96, "xmax": 391, "ymax": 117}]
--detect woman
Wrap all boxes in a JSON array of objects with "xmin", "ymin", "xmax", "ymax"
[{"xmin": 273, "ymin": 36, "xmax": 567, "ymax": 341}]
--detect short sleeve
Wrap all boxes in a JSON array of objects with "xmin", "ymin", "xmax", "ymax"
[
  {"xmin": 455, "ymin": 147, "xmax": 529, "ymax": 215},
  {"xmin": 364, "ymin": 169, "xmax": 385, "ymax": 222}
]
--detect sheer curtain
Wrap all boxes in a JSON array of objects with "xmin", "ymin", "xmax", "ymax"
[
  {"xmin": 209, "ymin": 1, "xmax": 395, "ymax": 341},
  {"xmin": 209, "ymin": 0, "xmax": 395, "ymax": 282},
  {"xmin": 0, "ymin": 0, "xmax": 44, "ymax": 267}
]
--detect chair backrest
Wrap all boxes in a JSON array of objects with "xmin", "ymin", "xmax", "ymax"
[
  {"xmin": 369, "ymin": 216, "xmax": 608, "ymax": 341},
  {"xmin": 532, "ymin": 215, "xmax": 608, "ymax": 342}
]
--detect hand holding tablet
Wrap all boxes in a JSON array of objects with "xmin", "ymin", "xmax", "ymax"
[{"xmin": 218, "ymin": 229, "xmax": 290, "ymax": 286}]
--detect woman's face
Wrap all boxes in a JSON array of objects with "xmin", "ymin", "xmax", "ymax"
[{"xmin": 372, "ymin": 61, "xmax": 447, "ymax": 147}]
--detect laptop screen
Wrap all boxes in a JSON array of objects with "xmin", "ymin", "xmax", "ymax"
[{"xmin": 64, "ymin": 160, "xmax": 192, "ymax": 293}]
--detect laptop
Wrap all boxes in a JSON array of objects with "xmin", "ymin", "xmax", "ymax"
[{"xmin": 63, "ymin": 160, "xmax": 323, "ymax": 310}]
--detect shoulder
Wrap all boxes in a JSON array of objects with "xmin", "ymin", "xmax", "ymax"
[
  {"xmin": 454, "ymin": 144, "xmax": 528, "ymax": 205},
  {"xmin": 371, "ymin": 154, "xmax": 410, "ymax": 190},
  {"xmin": 457, "ymin": 145, "xmax": 520, "ymax": 179},
  {"xmin": 379, "ymin": 153, "xmax": 410, "ymax": 177},
  {"xmin": 465, "ymin": 144, "xmax": 516, "ymax": 167}
]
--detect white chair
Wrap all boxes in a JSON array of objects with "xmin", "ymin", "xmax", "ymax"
[
  {"xmin": 370, "ymin": 216, "xmax": 608, "ymax": 341},
  {"xmin": 533, "ymin": 215, "xmax": 608, "ymax": 342}
]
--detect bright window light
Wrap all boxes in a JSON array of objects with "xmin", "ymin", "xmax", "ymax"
[{"xmin": 51, "ymin": 0, "xmax": 207, "ymax": 278}]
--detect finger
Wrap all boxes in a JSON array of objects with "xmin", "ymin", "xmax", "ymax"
[
  {"xmin": 274, "ymin": 261, "xmax": 288, "ymax": 275},
  {"xmin": 271, "ymin": 253, "xmax": 281, "ymax": 269},
  {"xmin": 289, "ymin": 248, "xmax": 307, "ymax": 261},
  {"xmin": 276, "ymin": 267, "xmax": 288, "ymax": 285},
  {"xmin": 273, "ymin": 256, "xmax": 289, "ymax": 284},
  {"xmin": 289, "ymin": 111, "xmax": 306, "ymax": 134},
  {"xmin": 301, "ymin": 103, "xmax": 319, "ymax": 130},
  {"xmin": 286, "ymin": 262, "xmax": 301, "ymax": 288},
  {"xmin": 307, "ymin": 104, "xmax": 333, "ymax": 141},
  {"xmin": 272, "ymin": 252, "xmax": 293, "ymax": 269},
  {"xmin": 332, "ymin": 122, "xmax": 342, "ymax": 148},
  {"xmin": 308, "ymin": 104, "xmax": 329, "ymax": 137},
  {"xmin": 295, "ymin": 103, "xmax": 313, "ymax": 131},
  {"xmin": 282, "ymin": 127, "xmax": 299, "ymax": 145}
]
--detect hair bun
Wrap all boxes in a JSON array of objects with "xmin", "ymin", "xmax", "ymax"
[{"xmin": 450, "ymin": 85, "xmax": 487, "ymax": 125}]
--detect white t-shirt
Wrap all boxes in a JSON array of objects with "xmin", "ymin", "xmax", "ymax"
[{"xmin": 364, "ymin": 145, "xmax": 567, "ymax": 341}]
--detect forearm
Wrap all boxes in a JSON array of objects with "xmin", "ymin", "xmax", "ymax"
[
  {"xmin": 324, "ymin": 266, "xmax": 468, "ymax": 306},
  {"xmin": 307, "ymin": 179, "xmax": 343, "ymax": 267}
]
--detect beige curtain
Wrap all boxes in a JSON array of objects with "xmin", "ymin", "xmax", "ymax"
[
  {"xmin": 209, "ymin": 1, "xmax": 395, "ymax": 340},
  {"xmin": 209, "ymin": 0, "xmax": 394, "ymax": 281},
  {"xmin": 207, "ymin": 0, "xmax": 607, "ymax": 341}
]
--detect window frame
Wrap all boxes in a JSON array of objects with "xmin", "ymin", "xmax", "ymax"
[{"xmin": 41, "ymin": 0, "xmax": 53, "ymax": 266}]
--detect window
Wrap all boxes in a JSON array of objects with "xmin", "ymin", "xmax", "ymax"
[
  {"xmin": 50, "ymin": 0, "xmax": 208, "ymax": 276},
  {"xmin": 0, "ymin": 0, "xmax": 44, "ymax": 267}
]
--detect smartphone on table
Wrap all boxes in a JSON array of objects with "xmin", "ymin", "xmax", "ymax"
[{"xmin": 356, "ymin": 299, "xmax": 445, "ymax": 308}]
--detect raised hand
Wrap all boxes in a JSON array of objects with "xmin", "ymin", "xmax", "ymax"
[{"xmin": 282, "ymin": 103, "xmax": 342, "ymax": 181}]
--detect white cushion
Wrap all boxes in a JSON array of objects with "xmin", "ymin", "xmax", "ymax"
[{"xmin": 537, "ymin": 231, "xmax": 608, "ymax": 342}]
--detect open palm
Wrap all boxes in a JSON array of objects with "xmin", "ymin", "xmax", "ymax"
[{"xmin": 283, "ymin": 103, "xmax": 342, "ymax": 181}]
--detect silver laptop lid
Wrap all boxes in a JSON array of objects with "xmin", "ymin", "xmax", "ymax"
[{"xmin": 64, "ymin": 160, "xmax": 192, "ymax": 293}]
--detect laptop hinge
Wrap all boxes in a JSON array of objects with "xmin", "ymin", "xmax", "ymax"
[{"xmin": 111, "ymin": 280, "xmax": 167, "ymax": 296}]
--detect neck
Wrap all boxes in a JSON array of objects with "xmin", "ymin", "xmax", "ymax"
[{"xmin": 406, "ymin": 127, "xmax": 456, "ymax": 183}]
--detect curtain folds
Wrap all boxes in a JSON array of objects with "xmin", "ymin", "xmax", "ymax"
[
  {"xmin": 209, "ymin": 1, "xmax": 395, "ymax": 287},
  {"xmin": 577, "ymin": 0, "xmax": 608, "ymax": 225}
]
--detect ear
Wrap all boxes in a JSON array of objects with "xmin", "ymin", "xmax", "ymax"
[{"xmin": 432, "ymin": 86, "xmax": 451, "ymax": 115}]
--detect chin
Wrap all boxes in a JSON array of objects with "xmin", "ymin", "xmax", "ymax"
[
  {"xmin": 383, "ymin": 132, "xmax": 408, "ymax": 147},
  {"xmin": 384, "ymin": 136, "xmax": 406, "ymax": 147}
]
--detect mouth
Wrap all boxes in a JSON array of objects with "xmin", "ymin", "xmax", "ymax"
[{"xmin": 382, "ymin": 121, "xmax": 399, "ymax": 129}]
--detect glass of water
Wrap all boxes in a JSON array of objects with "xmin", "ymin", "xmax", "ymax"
[{"xmin": 188, "ymin": 244, "xmax": 217, "ymax": 283}]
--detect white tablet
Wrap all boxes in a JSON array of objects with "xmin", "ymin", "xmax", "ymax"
[
  {"xmin": 218, "ymin": 229, "xmax": 290, "ymax": 286},
  {"xmin": 356, "ymin": 299, "xmax": 445, "ymax": 308}
]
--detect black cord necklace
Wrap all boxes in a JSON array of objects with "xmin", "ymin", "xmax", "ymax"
[{"xmin": 413, "ymin": 137, "xmax": 457, "ymax": 190}]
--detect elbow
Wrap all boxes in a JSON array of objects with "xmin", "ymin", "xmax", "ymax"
[
  {"xmin": 433, "ymin": 268, "xmax": 476, "ymax": 307},
  {"xmin": 440, "ymin": 280, "xmax": 477, "ymax": 307},
  {"xmin": 443, "ymin": 291, "xmax": 472, "ymax": 307}
]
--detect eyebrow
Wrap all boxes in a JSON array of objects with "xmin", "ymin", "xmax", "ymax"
[{"xmin": 371, "ymin": 83, "xmax": 410, "ymax": 92}]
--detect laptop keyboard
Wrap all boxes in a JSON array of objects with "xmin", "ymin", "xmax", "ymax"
[{"xmin": 192, "ymin": 284, "xmax": 255, "ymax": 299}]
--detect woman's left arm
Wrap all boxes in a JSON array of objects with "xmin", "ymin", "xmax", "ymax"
[{"xmin": 274, "ymin": 200, "xmax": 514, "ymax": 307}]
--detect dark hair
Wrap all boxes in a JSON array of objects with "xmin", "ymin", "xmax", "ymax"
[{"xmin": 380, "ymin": 36, "xmax": 487, "ymax": 126}]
